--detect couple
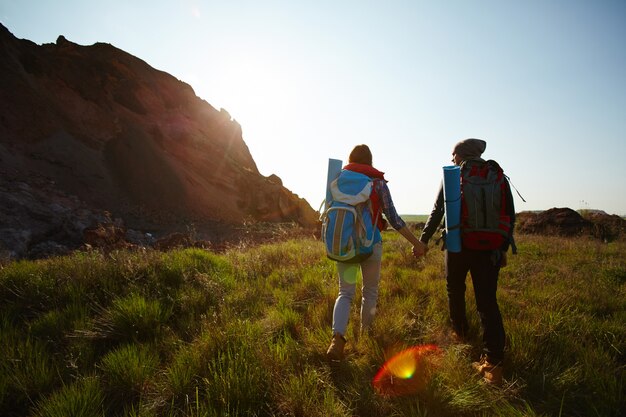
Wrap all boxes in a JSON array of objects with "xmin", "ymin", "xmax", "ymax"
[{"xmin": 326, "ymin": 139, "xmax": 515, "ymax": 385}]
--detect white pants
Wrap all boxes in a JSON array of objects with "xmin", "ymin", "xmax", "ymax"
[{"xmin": 331, "ymin": 242, "xmax": 383, "ymax": 336}]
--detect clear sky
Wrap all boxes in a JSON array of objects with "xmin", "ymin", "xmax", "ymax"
[{"xmin": 2, "ymin": 0, "xmax": 625, "ymax": 215}]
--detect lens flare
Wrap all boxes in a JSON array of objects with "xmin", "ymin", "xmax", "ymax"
[
  {"xmin": 386, "ymin": 349, "xmax": 417, "ymax": 379},
  {"xmin": 340, "ymin": 264, "xmax": 359, "ymax": 284},
  {"xmin": 372, "ymin": 344, "xmax": 441, "ymax": 397}
]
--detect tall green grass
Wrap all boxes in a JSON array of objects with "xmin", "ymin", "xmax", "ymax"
[{"xmin": 0, "ymin": 235, "xmax": 624, "ymax": 416}]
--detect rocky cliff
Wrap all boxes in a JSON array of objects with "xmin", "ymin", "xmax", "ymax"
[{"xmin": 0, "ymin": 24, "xmax": 317, "ymax": 259}]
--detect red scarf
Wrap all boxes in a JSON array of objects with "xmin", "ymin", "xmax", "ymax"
[{"xmin": 343, "ymin": 163, "xmax": 388, "ymax": 231}]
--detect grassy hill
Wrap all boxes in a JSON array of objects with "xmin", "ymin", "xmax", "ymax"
[{"xmin": 1, "ymin": 232, "xmax": 624, "ymax": 416}]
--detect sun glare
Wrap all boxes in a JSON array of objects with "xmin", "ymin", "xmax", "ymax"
[
  {"xmin": 191, "ymin": 50, "xmax": 309, "ymax": 184},
  {"xmin": 372, "ymin": 344, "xmax": 441, "ymax": 397},
  {"xmin": 386, "ymin": 349, "xmax": 418, "ymax": 379},
  {"xmin": 207, "ymin": 54, "xmax": 297, "ymax": 136}
]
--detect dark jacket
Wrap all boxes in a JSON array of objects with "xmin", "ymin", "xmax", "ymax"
[{"xmin": 419, "ymin": 170, "xmax": 516, "ymax": 252}]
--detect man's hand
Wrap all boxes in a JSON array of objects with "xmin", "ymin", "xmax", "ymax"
[{"xmin": 412, "ymin": 241, "xmax": 428, "ymax": 258}]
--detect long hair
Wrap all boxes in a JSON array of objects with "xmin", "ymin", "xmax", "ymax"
[{"xmin": 349, "ymin": 144, "xmax": 372, "ymax": 166}]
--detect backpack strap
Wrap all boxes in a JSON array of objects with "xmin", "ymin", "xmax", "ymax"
[
  {"xmin": 370, "ymin": 179, "xmax": 387, "ymax": 231},
  {"xmin": 510, "ymin": 235, "xmax": 518, "ymax": 255},
  {"xmin": 486, "ymin": 160, "xmax": 526, "ymax": 203},
  {"xmin": 504, "ymin": 174, "xmax": 527, "ymax": 203},
  {"xmin": 318, "ymin": 199, "xmax": 326, "ymax": 219}
]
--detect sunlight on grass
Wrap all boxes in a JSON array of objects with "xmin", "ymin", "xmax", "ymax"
[
  {"xmin": 96, "ymin": 293, "xmax": 172, "ymax": 343},
  {"xmin": 203, "ymin": 323, "xmax": 270, "ymax": 415},
  {"xmin": 0, "ymin": 235, "xmax": 624, "ymax": 416},
  {"xmin": 274, "ymin": 366, "xmax": 351, "ymax": 417}
]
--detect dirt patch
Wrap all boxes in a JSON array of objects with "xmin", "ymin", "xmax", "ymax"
[{"xmin": 516, "ymin": 208, "xmax": 625, "ymax": 241}]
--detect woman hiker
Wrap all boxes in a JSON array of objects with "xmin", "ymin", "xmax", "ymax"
[{"xmin": 326, "ymin": 144, "xmax": 427, "ymax": 361}]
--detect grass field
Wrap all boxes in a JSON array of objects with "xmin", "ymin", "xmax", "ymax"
[
  {"xmin": 399, "ymin": 214, "xmax": 430, "ymax": 223},
  {"xmin": 0, "ymin": 232, "xmax": 624, "ymax": 416}
]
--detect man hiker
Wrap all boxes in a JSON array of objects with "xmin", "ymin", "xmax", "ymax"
[{"xmin": 419, "ymin": 138, "xmax": 516, "ymax": 385}]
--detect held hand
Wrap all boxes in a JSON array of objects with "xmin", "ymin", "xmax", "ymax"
[{"xmin": 412, "ymin": 241, "xmax": 428, "ymax": 258}]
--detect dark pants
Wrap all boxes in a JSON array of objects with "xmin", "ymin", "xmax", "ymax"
[{"xmin": 445, "ymin": 249, "xmax": 505, "ymax": 363}]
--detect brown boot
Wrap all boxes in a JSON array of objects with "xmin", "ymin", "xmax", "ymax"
[
  {"xmin": 483, "ymin": 364, "xmax": 503, "ymax": 385},
  {"xmin": 471, "ymin": 355, "xmax": 489, "ymax": 374},
  {"xmin": 472, "ymin": 355, "xmax": 503, "ymax": 385},
  {"xmin": 326, "ymin": 333, "xmax": 346, "ymax": 361}
]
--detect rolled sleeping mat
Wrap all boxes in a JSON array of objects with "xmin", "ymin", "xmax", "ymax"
[
  {"xmin": 325, "ymin": 158, "xmax": 343, "ymax": 210},
  {"xmin": 443, "ymin": 165, "xmax": 461, "ymax": 253}
]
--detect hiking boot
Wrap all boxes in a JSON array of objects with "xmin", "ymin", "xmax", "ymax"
[
  {"xmin": 472, "ymin": 355, "xmax": 503, "ymax": 385},
  {"xmin": 471, "ymin": 355, "xmax": 489, "ymax": 374},
  {"xmin": 483, "ymin": 364, "xmax": 503, "ymax": 385},
  {"xmin": 326, "ymin": 333, "xmax": 346, "ymax": 361}
]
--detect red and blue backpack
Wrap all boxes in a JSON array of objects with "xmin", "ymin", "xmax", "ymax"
[
  {"xmin": 459, "ymin": 159, "xmax": 511, "ymax": 250},
  {"xmin": 320, "ymin": 170, "xmax": 381, "ymax": 263}
]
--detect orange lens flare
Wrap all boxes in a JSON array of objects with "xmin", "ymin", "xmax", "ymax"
[{"xmin": 372, "ymin": 344, "xmax": 441, "ymax": 397}]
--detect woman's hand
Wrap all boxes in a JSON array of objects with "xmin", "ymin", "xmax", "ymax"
[{"xmin": 412, "ymin": 241, "xmax": 428, "ymax": 258}]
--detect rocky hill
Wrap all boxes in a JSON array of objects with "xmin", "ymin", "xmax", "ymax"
[{"xmin": 0, "ymin": 24, "xmax": 317, "ymax": 260}]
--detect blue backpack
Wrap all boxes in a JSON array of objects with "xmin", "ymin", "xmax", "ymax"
[{"xmin": 321, "ymin": 170, "xmax": 378, "ymax": 263}]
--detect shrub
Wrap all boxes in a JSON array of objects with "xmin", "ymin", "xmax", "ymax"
[
  {"xmin": 32, "ymin": 377, "xmax": 104, "ymax": 417},
  {"xmin": 100, "ymin": 344, "xmax": 159, "ymax": 408},
  {"xmin": 95, "ymin": 293, "xmax": 172, "ymax": 343}
]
